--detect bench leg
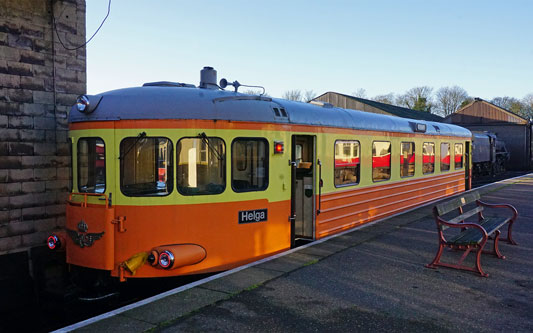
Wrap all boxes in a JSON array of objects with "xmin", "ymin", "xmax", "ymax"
[
  {"xmin": 426, "ymin": 244, "xmax": 489, "ymax": 277},
  {"xmin": 474, "ymin": 246, "xmax": 489, "ymax": 277},
  {"xmin": 426, "ymin": 243, "xmax": 445, "ymax": 269},
  {"xmin": 506, "ymin": 221, "xmax": 518, "ymax": 245},
  {"xmin": 483, "ymin": 230, "xmax": 505, "ymax": 259}
]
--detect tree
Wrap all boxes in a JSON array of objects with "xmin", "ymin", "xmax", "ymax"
[
  {"xmin": 396, "ymin": 86, "xmax": 433, "ymax": 111},
  {"xmin": 352, "ymin": 88, "xmax": 367, "ymax": 99},
  {"xmin": 434, "ymin": 86, "xmax": 469, "ymax": 117},
  {"xmin": 460, "ymin": 97, "xmax": 473, "ymax": 109},
  {"xmin": 303, "ymin": 90, "xmax": 316, "ymax": 103},
  {"xmin": 372, "ymin": 93, "xmax": 395, "ymax": 105},
  {"xmin": 522, "ymin": 93, "xmax": 533, "ymax": 119},
  {"xmin": 242, "ymin": 89, "xmax": 270, "ymax": 97},
  {"xmin": 283, "ymin": 90, "xmax": 303, "ymax": 102}
]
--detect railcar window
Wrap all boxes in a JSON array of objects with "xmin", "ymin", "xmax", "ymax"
[
  {"xmin": 177, "ymin": 137, "xmax": 225, "ymax": 195},
  {"xmin": 232, "ymin": 138, "xmax": 268, "ymax": 192},
  {"xmin": 455, "ymin": 143, "xmax": 464, "ymax": 169},
  {"xmin": 441, "ymin": 143, "xmax": 450, "ymax": 172},
  {"xmin": 120, "ymin": 137, "xmax": 173, "ymax": 196},
  {"xmin": 334, "ymin": 140, "xmax": 360, "ymax": 186},
  {"xmin": 423, "ymin": 142, "xmax": 435, "ymax": 174},
  {"xmin": 78, "ymin": 137, "xmax": 106, "ymax": 193},
  {"xmin": 372, "ymin": 141, "xmax": 391, "ymax": 182},
  {"xmin": 400, "ymin": 142, "xmax": 415, "ymax": 178}
]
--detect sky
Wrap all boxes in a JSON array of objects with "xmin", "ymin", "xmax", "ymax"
[{"xmin": 85, "ymin": 0, "xmax": 533, "ymax": 100}]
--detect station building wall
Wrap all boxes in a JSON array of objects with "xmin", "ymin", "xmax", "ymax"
[{"xmin": 0, "ymin": 0, "xmax": 86, "ymax": 307}]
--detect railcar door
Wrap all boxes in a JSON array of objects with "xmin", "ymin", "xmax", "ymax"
[
  {"xmin": 290, "ymin": 135, "xmax": 316, "ymax": 247},
  {"xmin": 465, "ymin": 141, "xmax": 471, "ymax": 190}
]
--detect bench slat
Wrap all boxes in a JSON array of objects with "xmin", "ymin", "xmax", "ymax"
[
  {"xmin": 480, "ymin": 216, "xmax": 510, "ymax": 234},
  {"xmin": 447, "ymin": 206, "xmax": 484, "ymax": 224},
  {"xmin": 436, "ymin": 191, "xmax": 480, "ymax": 216},
  {"xmin": 448, "ymin": 228, "xmax": 483, "ymax": 245}
]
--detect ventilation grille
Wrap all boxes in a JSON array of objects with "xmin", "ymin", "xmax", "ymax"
[{"xmin": 272, "ymin": 107, "xmax": 288, "ymax": 118}]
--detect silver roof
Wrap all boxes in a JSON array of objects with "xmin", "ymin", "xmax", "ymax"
[{"xmin": 69, "ymin": 86, "xmax": 472, "ymax": 138}]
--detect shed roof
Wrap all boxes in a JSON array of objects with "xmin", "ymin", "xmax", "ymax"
[
  {"xmin": 444, "ymin": 98, "xmax": 529, "ymax": 125},
  {"xmin": 313, "ymin": 92, "xmax": 444, "ymax": 122}
]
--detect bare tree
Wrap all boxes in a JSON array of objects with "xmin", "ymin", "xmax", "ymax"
[
  {"xmin": 434, "ymin": 86, "xmax": 469, "ymax": 117},
  {"xmin": 352, "ymin": 88, "xmax": 367, "ymax": 99},
  {"xmin": 242, "ymin": 89, "xmax": 270, "ymax": 97},
  {"xmin": 303, "ymin": 90, "xmax": 316, "ymax": 102},
  {"xmin": 372, "ymin": 93, "xmax": 395, "ymax": 105},
  {"xmin": 522, "ymin": 93, "xmax": 533, "ymax": 119},
  {"xmin": 491, "ymin": 96, "xmax": 526, "ymax": 116},
  {"xmin": 396, "ymin": 86, "xmax": 433, "ymax": 111},
  {"xmin": 283, "ymin": 90, "xmax": 303, "ymax": 102}
]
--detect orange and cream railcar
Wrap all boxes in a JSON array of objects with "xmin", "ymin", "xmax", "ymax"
[{"xmin": 47, "ymin": 67, "xmax": 472, "ymax": 281}]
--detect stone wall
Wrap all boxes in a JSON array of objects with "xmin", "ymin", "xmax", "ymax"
[{"xmin": 0, "ymin": 0, "xmax": 86, "ymax": 258}]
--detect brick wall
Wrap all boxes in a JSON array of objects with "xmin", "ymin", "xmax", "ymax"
[{"xmin": 0, "ymin": 0, "xmax": 86, "ymax": 256}]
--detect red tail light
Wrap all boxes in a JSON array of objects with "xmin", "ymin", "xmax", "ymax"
[
  {"xmin": 47, "ymin": 235, "xmax": 61, "ymax": 250},
  {"xmin": 158, "ymin": 250, "xmax": 175, "ymax": 269}
]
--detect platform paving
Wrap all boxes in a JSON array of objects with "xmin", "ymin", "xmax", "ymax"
[{"xmin": 71, "ymin": 174, "xmax": 533, "ymax": 332}]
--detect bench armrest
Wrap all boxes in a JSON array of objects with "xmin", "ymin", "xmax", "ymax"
[{"xmin": 477, "ymin": 200, "xmax": 518, "ymax": 220}]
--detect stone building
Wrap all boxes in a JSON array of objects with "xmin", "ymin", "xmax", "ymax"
[
  {"xmin": 443, "ymin": 98, "xmax": 533, "ymax": 170},
  {"xmin": 0, "ymin": 0, "xmax": 86, "ymax": 310}
]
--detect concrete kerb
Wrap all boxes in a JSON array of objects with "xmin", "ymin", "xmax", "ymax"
[{"xmin": 56, "ymin": 173, "xmax": 533, "ymax": 332}]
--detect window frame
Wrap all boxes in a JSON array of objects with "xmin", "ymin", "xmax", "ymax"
[
  {"xmin": 176, "ymin": 136, "xmax": 226, "ymax": 196},
  {"xmin": 440, "ymin": 142, "xmax": 451, "ymax": 172},
  {"xmin": 231, "ymin": 137, "xmax": 269, "ymax": 193},
  {"xmin": 423, "ymin": 142, "xmax": 435, "ymax": 175},
  {"xmin": 400, "ymin": 141, "xmax": 415, "ymax": 178},
  {"xmin": 334, "ymin": 139, "xmax": 361, "ymax": 188},
  {"xmin": 119, "ymin": 136, "xmax": 174, "ymax": 197},
  {"xmin": 77, "ymin": 136, "xmax": 106, "ymax": 194},
  {"xmin": 372, "ymin": 140, "xmax": 391, "ymax": 182}
]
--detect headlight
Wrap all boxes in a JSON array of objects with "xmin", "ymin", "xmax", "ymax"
[
  {"xmin": 76, "ymin": 95, "xmax": 90, "ymax": 113},
  {"xmin": 158, "ymin": 250, "xmax": 175, "ymax": 269}
]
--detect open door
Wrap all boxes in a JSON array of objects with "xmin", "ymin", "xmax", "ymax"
[{"xmin": 290, "ymin": 135, "xmax": 316, "ymax": 247}]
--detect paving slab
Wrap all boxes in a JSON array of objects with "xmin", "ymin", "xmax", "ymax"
[
  {"xmin": 199, "ymin": 266, "xmax": 284, "ymax": 294},
  {"xmin": 121, "ymin": 287, "xmax": 229, "ymax": 325}
]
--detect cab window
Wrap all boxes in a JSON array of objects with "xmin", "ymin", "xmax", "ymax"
[
  {"xmin": 77, "ymin": 137, "xmax": 106, "ymax": 193},
  {"xmin": 232, "ymin": 138, "xmax": 268, "ymax": 192},
  {"xmin": 120, "ymin": 136, "xmax": 173, "ymax": 196},
  {"xmin": 334, "ymin": 140, "xmax": 360, "ymax": 186},
  {"xmin": 177, "ymin": 136, "xmax": 225, "ymax": 195}
]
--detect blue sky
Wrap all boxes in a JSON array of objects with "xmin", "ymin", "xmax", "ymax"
[{"xmin": 86, "ymin": 1, "xmax": 533, "ymax": 100}]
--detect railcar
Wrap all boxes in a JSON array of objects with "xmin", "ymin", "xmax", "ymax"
[{"xmin": 47, "ymin": 67, "xmax": 472, "ymax": 283}]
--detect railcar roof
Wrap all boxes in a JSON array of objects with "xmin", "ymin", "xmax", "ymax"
[{"xmin": 69, "ymin": 86, "xmax": 471, "ymax": 138}]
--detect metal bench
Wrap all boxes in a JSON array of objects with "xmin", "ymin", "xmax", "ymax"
[{"xmin": 426, "ymin": 191, "xmax": 518, "ymax": 277}]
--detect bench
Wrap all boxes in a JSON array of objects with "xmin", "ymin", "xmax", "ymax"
[{"xmin": 426, "ymin": 191, "xmax": 518, "ymax": 277}]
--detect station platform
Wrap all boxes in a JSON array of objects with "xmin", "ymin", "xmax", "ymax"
[{"xmin": 63, "ymin": 174, "xmax": 533, "ymax": 332}]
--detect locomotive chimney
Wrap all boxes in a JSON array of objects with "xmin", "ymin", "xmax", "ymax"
[{"xmin": 199, "ymin": 66, "xmax": 218, "ymax": 89}]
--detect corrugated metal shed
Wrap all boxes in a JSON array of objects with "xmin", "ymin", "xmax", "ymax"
[{"xmin": 312, "ymin": 92, "xmax": 444, "ymax": 122}]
